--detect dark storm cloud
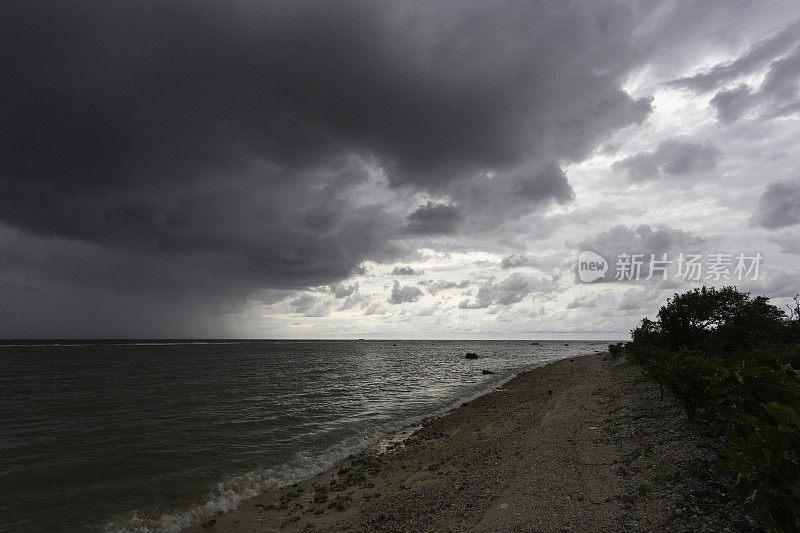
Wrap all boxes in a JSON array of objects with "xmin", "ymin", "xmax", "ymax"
[
  {"xmin": 403, "ymin": 203, "xmax": 464, "ymax": 235},
  {"xmin": 513, "ymin": 164, "xmax": 575, "ymax": 204},
  {"xmin": 752, "ymin": 179, "xmax": 800, "ymax": 229},
  {"xmin": 612, "ymin": 139, "xmax": 720, "ymax": 181},
  {"xmin": 0, "ymin": 0, "xmax": 659, "ymax": 334}
]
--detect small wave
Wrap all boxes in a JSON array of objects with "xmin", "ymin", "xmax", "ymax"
[
  {"xmin": 105, "ymin": 431, "xmax": 384, "ymax": 532},
  {"xmin": 105, "ymin": 355, "xmax": 572, "ymax": 532}
]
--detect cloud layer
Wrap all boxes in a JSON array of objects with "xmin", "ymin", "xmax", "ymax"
[{"xmin": 1, "ymin": 1, "xmax": 799, "ymax": 336}]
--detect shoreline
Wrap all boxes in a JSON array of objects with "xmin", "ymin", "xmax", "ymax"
[
  {"xmin": 171, "ymin": 358, "xmax": 549, "ymax": 531},
  {"xmin": 185, "ymin": 352, "xmax": 756, "ymax": 532},
  {"xmin": 157, "ymin": 354, "xmax": 571, "ymax": 532}
]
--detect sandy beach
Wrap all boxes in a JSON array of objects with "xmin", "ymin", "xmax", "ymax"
[{"xmin": 186, "ymin": 352, "xmax": 758, "ymax": 532}]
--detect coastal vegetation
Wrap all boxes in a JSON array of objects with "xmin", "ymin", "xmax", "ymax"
[{"xmin": 615, "ymin": 286, "xmax": 800, "ymax": 531}]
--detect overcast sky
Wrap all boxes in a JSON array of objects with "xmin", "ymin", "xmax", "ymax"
[{"xmin": 2, "ymin": 0, "xmax": 800, "ymax": 338}]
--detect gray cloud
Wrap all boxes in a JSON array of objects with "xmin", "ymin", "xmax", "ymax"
[
  {"xmin": 668, "ymin": 22, "xmax": 800, "ymax": 124},
  {"xmin": 290, "ymin": 293, "xmax": 329, "ymax": 317},
  {"xmin": 664, "ymin": 17, "xmax": 800, "ymax": 124},
  {"xmin": 566, "ymin": 294, "xmax": 600, "ymax": 309},
  {"xmin": 422, "ymin": 279, "xmax": 470, "ymax": 296},
  {"xmin": 3, "ymin": 0, "xmax": 733, "ymax": 336},
  {"xmin": 707, "ymin": 44, "xmax": 800, "ymax": 123},
  {"xmin": 756, "ymin": 43, "xmax": 800, "ymax": 119},
  {"xmin": 1, "ymin": 1, "xmax": 652, "ymax": 287},
  {"xmin": 767, "ymin": 232, "xmax": 800, "ymax": 254},
  {"xmin": 617, "ymin": 288, "xmax": 661, "ymax": 312},
  {"xmin": 391, "ymin": 266, "xmax": 421, "ymax": 276},
  {"xmin": 362, "ymin": 301, "xmax": 386, "ymax": 315},
  {"xmin": 404, "ymin": 203, "xmax": 464, "ymax": 235},
  {"xmin": 388, "ymin": 281, "xmax": 423, "ymax": 304},
  {"xmin": 337, "ymin": 291, "xmax": 367, "ymax": 311},
  {"xmin": 513, "ymin": 163, "xmax": 574, "ymax": 204},
  {"xmin": 579, "ymin": 224, "xmax": 706, "ymax": 258},
  {"xmin": 667, "ymin": 20, "xmax": 800, "ymax": 93},
  {"xmin": 612, "ymin": 138, "xmax": 720, "ymax": 181},
  {"xmin": 330, "ymin": 282, "xmax": 358, "ymax": 299},
  {"xmin": 458, "ymin": 273, "xmax": 559, "ymax": 309},
  {"xmin": 741, "ymin": 266, "xmax": 800, "ymax": 299},
  {"xmin": 500, "ymin": 255, "xmax": 529, "ymax": 269},
  {"xmin": 710, "ymin": 84, "xmax": 757, "ymax": 123},
  {"xmin": 752, "ymin": 179, "xmax": 800, "ymax": 228},
  {"xmin": 576, "ymin": 224, "xmax": 706, "ymax": 283}
]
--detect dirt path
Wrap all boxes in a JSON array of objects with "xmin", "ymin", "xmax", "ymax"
[
  {"xmin": 186, "ymin": 353, "xmax": 758, "ymax": 532},
  {"xmin": 475, "ymin": 355, "xmax": 626, "ymax": 532}
]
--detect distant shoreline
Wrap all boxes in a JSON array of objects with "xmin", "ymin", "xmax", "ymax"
[{"xmin": 184, "ymin": 352, "xmax": 753, "ymax": 532}]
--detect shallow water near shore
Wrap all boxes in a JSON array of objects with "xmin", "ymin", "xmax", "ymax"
[{"xmin": 0, "ymin": 340, "xmax": 609, "ymax": 531}]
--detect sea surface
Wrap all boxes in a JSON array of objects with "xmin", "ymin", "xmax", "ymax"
[{"xmin": 0, "ymin": 340, "xmax": 610, "ymax": 532}]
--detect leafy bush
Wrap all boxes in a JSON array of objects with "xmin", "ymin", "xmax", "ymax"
[
  {"xmin": 658, "ymin": 349, "xmax": 718, "ymax": 422},
  {"xmin": 608, "ymin": 342, "xmax": 625, "ymax": 359},
  {"xmin": 721, "ymin": 402, "xmax": 800, "ymax": 532},
  {"xmin": 642, "ymin": 350, "xmax": 670, "ymax": 400},
  {"xmin": 624, "ymin": 286, "xmax": 800, "ymax": 531},
  {"xmin": 655, "ymin": 286, "xmax": 787, "ymax": 352},
  {"xmin": 630, "ymin": 317, "xmax": 661, "ymax": 348},
  {"xmin": 706, "ymin": 361, "xmax": 800, "ymax": 424},
  {"xmin": 736, "ymin": 342, "xmax": 800, "ymax": 371}
]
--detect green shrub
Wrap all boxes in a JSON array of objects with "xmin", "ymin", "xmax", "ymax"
[
  {"xmin": 706, "ymin": 361, "xmax": 800, "ymax": 424},
  {"xmin": 630, "ymin": 317, "xmax": 661, "ymax": 348},
  {"xmin": 608, "ymin": 342, "xmax": 625, "ymax": 359},
  {"xmin": 658, "ymin": 349, "xmax": 718, "ymax": 422},
  {"xmin": 656, "ymin": 286, "xmax": 787, "ymax": 351},
  {"xmin": 624, "ymin": 286, "xmax": 800, "ymax": 529},
  {"xmin": 735, "ymin": 342, "xmax": 800, "ymax": 371},
  {"xmin": 722, "ymin": 402, "xmax": 800, "ymax": 532}
]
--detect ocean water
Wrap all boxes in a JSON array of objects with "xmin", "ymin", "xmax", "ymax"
[{"xmin": 0, "ymin": 340, "xmax": 609, "ymax": 532}]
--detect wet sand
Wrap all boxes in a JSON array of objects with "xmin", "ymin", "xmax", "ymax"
[{"xmin": 186, "ymin": 353, "xmax": 757, "ymax": 532}]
